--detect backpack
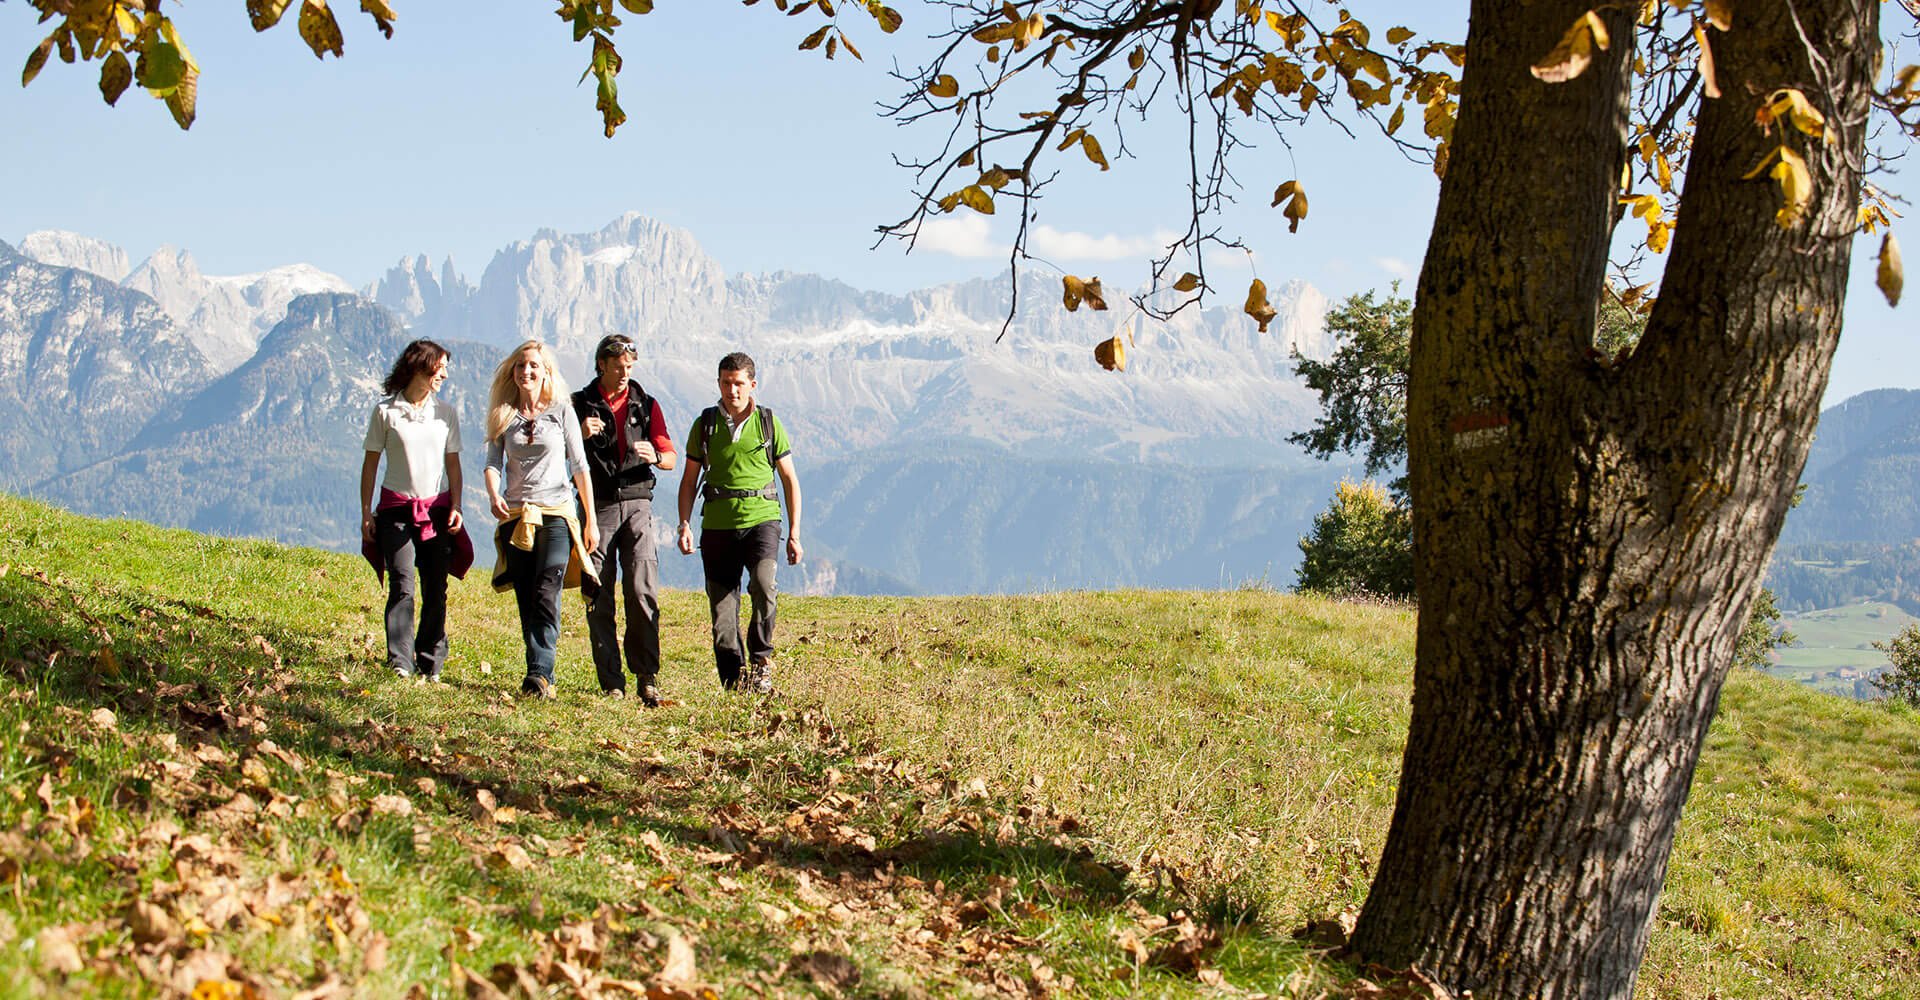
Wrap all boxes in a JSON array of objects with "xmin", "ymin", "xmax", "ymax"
[{"xmin": 695, "ymin": 404, "xmax": 780, "ymax": 501}]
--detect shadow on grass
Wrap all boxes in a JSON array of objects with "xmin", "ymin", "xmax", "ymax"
[{"xmin": 0, "ymin": 569, "xmax": 1159, "ymax": 928}]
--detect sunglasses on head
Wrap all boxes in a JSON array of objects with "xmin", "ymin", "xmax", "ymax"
[{"xmin": 600, "ymin": 341, "xmax": 638, "ymax": 359}]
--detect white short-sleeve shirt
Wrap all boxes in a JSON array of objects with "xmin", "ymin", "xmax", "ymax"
[{"xmin": 363, "ymin": 394, "xmax": 462, "ymax": 498}]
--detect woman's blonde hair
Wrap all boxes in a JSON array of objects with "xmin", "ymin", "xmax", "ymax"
[{"xmin": 487, "ymin": 340, "xmax": 568, "ymax": 441}]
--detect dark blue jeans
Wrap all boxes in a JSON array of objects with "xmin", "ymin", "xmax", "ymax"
[
  {"xmin": 699, "ymin": 521, "xmax": 781, "ymax": 688},
  {"xmin": 499, "ymin": 518, "xmax": 571, "ymax": 690},
  {"xmin": 376, "ymin": 508, "xmax": 450, "ymax": 677}
]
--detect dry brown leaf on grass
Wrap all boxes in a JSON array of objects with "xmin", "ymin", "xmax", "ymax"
[
  {"xmin": 639, "ymin": 830, "xmax": 674, "ymax": 866},
  {"xmin": 370, "ymin": 794, "xmax": 413, "ymax": 817},
  {"xmin": 34, "ymin": 922, "xmax": 87, "ymax": 973},
  {"xmin": 787, "ymin": 950, "xmax": 861, "ymax": 993},
  {"xmin": 482, "ymin": 842, "xmax": 533, "ymax": 871},
  {"xmin": 289, "ymin": 975, "xmax": 352, "ymax": 1000},
  {"xmin": 659, "ymin": 928, "xmax": 699, "ymax": 984},
  {"xmin": 126, "ymin": 899, "xmax": 179, "ymax": 946},
  {"xmin": 449, "ymin": 961, "xmax": 510, "ymax": 1000},
  {"xmin": 795, "ymin": 871, "xmax": 834, "ymax": 909}
]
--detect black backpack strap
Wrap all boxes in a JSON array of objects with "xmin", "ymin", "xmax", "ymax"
[
  {"xmin": 692, "ymin": 405, "xmax": 721, "ymax": 464},
  {"xmin": 756, "ymin": 405, "xmax": 778, "ymax": 468}
]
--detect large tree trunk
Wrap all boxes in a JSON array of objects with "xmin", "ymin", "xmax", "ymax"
[{"xmin": 1350, "ymin": 1, "xmax": 1879, "ymax": 997}]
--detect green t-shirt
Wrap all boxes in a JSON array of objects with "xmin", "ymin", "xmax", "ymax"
[{"xmin": 686, "ymin": 405, "xmax": 792, "ymax": 530}]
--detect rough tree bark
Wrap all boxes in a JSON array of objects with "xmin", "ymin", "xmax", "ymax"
[{"xmin": 1350, "ymin": 1, "xmax": 1879, "ymax": 997}]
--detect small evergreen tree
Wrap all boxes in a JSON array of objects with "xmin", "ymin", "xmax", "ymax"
[
  {"xmin": 1731, "ymin": 586, "xmax": 1797, "ymax": 670},
  {"xmin": 1871, "ymin": 624, "xmax": 1920, "ymax": 707},
  {"xmin": 1295, "ymin": 479, "xmax": 1414, "ymax": 600}
]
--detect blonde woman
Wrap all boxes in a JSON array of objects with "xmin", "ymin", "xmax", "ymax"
[{"xmin": 484, "ymin": 340, "xmax": 598, "ymax": 699}]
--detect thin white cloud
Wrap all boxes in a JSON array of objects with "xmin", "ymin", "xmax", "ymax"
[
  {"xmin": 1030, "ymin": 225, "xmax": 1172, "ymax": 261},
  {"xmin": 914, "ymin": 216, "xmax": 1000, "ymax": 258},
  {"xmin": 1374, "ymin": 256, "xmax": 1414, "ymax": 281}
]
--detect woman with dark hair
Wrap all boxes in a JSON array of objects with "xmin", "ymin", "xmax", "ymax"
[
  {"xmin": 360, "ymin": 338, "xmax": 470, "ymax": 681},
  {"xmin": 484, "ymin": 340, "xmax": 598, "ymax": 699}
]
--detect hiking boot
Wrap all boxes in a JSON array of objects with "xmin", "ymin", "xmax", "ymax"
[
  {"xmin": 747, "ymin": 659, "xmax": 773, "ymax": 695},
  {"xmin": 603, "ymin": 688, "xmax": 625, "ymax": 700},
  {"xmin": 522, "ymin": 676, "xmax": 556, "ymax": 700},
  {"xmin": 638, "ymin": 684, "xmax": 662, "ymax": 708}
]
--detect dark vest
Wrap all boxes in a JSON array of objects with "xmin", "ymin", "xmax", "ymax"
[{"xmin": 570, "ymin": 379, "xmax": 657, "ymax": 502}]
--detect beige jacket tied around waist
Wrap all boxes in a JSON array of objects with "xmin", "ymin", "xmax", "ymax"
[{"xmin": 490, "ymin": 503, "xmax": 595, "ymax": 594}]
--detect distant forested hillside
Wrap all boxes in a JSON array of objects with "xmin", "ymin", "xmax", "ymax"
[
  {"xmin": 1768, "ymin": 389, "xmax": 1920, "ymax": 613},
  {"xmin": 1768, "ymin": 541, "xmax": 1920, "ymax": 614}
]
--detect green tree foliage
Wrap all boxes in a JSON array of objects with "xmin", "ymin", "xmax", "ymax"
[
  {"xmin": 1295, "ymin": 479, "xmax": 1414, "ymax": 600},
  {"xmin": 1289, "ymin": 287, "xmax": 1412, "ymax": 496},
  {"xmin": 1732, "ymin": 586, "xmax": 1796, "ymax": 670},
  {"xmin": 1871, "ymin": 624, "xmax": 1920, "ymax": 706}
]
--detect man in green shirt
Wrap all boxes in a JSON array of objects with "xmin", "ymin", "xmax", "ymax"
[{"xmin": 676, "ymin": 352, "xmax": 803, "ymax": 693}]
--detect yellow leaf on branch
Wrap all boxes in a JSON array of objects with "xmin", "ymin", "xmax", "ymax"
[
  {"xmin": 1081, "ymin": 133, "xmax": 1110, "ymax": 170},
  {"xmin": 1245, "ymin": 278, "xmax": 1278, "ymax": 332},
  {"xmin": 1529, "ymin": 11, "xmax": 1610, "ymax": 84},
  {"xmin": 1704, "ymin": 0, "xmax": 1733, "ymax": 31},
  {"xmin": 928, "ymin": 74, "xmax": 959, "ymax": 98},
  {"xmin": 98, "ymin": 49, "xmax": 132, "ymax": 105},
  {"xmin": 1271, "ymin": 179, "xmax": 1309, "ymax": 232},
  {"xmin": 1172, "ymin": 272, "xmax": 1202, "ymax": 293},
  {"xmin": 1094, "ymin": 332, "xmax": 1127, "ymax": 371},
  {"xmin": 248, "ymin": 0, "xmax": 295, "ymax": 31},
  {"xmin": 298, "ymin": 0, "xmax": 345, "ymax": 59},
  {"xmin": 1620, "ymin": 193, "xmax": 1662, "ymax": 221},
  {"xmin": 166, "ymin": 63, "xmax": 198, "ymax": 128},
  {"xmin": 1756, "ymin": 88, "xmax": 1826, "ymax": 140},
  {"xmin": 1879, "ymin": 232, "xmax": 1904, "ymax": 307},
  {"xmin": 957, "ymin": 184, "xmax": 995, "ymax": 215},
  {"xmin": 362, "ymin": 0, "xmax": 399, "ymax": 37},
  {"xmin": 1742, "ymin": 145, "xmax": 1814, "ymax": 228},
  {"xmin": 1694, "ymin": 21, "xmax": 1720, "ymax": 98},
  {"xmin": 1647, "ymin": 218, "xmax": 1672, "ymax": 253},
  {"xmin": 1080, "ymin": 277, "xmax": 1108, "ymax": 310}
]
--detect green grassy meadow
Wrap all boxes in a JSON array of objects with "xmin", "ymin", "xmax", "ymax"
[
  {"xmin": 1, "ymin": 493, "xmax": 1917, "ymax": 998},
  {"xmin": 1772, "ymin": 602, "xmax": 1915, "ymax": 696}
]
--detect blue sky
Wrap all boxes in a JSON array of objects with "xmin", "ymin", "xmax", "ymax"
[{"xmin": 1, "ymin": 2, "xmax": 1910, "ymax": 403}]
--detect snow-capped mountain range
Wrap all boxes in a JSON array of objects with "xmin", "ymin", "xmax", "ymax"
[{"xmin": 2, "ymin": 214, "xmax": 1351, "ymax": 593}]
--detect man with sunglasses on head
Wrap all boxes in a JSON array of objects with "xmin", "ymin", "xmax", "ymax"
[{"xmin": 572, "ymin": 334, "xmax": 678, "ymax": 706}]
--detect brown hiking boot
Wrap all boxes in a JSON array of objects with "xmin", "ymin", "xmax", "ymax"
[
  {"xmin": 638, "ymin": 684, "xmax": 662, "ymax": 708},
  {"xmin": 747, "ymin": 659, "xmax": 773, "ymax": 695}
]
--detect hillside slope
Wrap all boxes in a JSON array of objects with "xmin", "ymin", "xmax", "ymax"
[{"xmin": 0, "ymin": 496, "xmax": 1915, "ymax": 998}]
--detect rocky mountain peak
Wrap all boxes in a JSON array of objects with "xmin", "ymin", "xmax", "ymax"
[
  {"xmin": 19, "ymin": 230, "xmax": 131, "ymax": 282},
  {"xmin": 124, "ymin": 248, "xmax": 351, "ymax": 374}
]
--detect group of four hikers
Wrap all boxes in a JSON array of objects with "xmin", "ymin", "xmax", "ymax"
[{"xmin": 357, "ymin": 335, "xmax": 802, "ymax": 707}]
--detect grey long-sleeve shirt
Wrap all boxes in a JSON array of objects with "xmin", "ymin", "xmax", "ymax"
[{"xmin": 487, "ymin": 403, "xmax": 589, "ymax": 507}]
